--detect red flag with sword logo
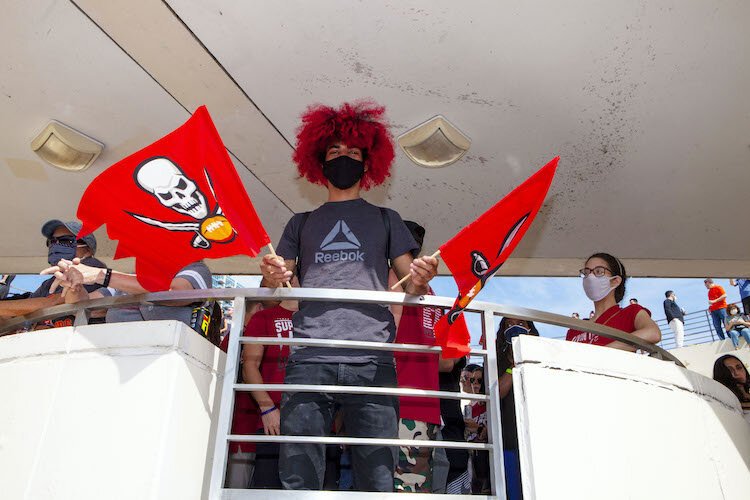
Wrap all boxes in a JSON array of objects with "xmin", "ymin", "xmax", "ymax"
[
  {"xmin": 77, "ymin": 106, "xmax": 270, "ymax": 291},
  {"xmin": 435, "ymin": 157, "xmax": 559, "ymax": 358}
]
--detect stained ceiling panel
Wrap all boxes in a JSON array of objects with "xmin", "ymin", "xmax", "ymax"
[
  {"xmin": 165, "ymin": 0, "xmax": 750, "ymax": 269},
  {"xmin": 1, "ymin": 1, "xmax": 749, "ymax": 276},
  {"xmin": 0, "ymin": 0, "xmax": 293, "ymax": 273}
]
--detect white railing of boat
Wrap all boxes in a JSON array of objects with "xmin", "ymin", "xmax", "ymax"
[{"xmin": 0, "ymin": 288, "xmax": 683, "ymax": 499}]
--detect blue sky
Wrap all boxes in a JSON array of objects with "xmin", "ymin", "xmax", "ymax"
[{"xmin": 10, "ymin": 272, "xmax": 741, "ymax": 344}]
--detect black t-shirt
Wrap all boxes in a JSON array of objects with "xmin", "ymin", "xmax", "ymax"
[{"xmin": 276, "ymin": 198, "xmax": 417, "ymax": 364}]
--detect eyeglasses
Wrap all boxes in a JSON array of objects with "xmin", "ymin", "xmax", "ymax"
[
  {"xmin": 579, "ymin": 266, "xmax": 613, "ymax": 278},
  {"xmin": 469, "ymin": 377, "xmax": 483, "ymax": 384},
  {"xmin": 46, "ymin": 236, "xmax": 84, "ymax": 248}
]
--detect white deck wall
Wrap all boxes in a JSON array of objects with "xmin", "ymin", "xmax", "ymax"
[
  {"xmin": 2, "ymin": 323, "xmax": 749, "ymax": 499},
  {"xmin": 513, "ymin": 336, "xmax": 750, "ymax": 500},
  {"xmin": 0, "ymin": 321, "xmax": 224, "ymax": 500}
]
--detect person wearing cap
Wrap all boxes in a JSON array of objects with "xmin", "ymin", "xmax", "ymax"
[
  {"xmin": 0, "ymin": 219, "xmax": 106, "ymax": 323},
  {"xmin": 260, "ymin": 101, "xmax": 438, "ymax": 492},
  {"xmin": 43, "ymin": 256, "xmax": 212, "ymax": 331}
]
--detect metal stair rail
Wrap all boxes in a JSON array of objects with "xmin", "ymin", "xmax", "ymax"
[{"xmin": 0, "ymin": 287, "xmax": 683, "ymax": 500}]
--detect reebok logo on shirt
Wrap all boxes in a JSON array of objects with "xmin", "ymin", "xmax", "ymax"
[{"xmin": 314, "ymin": 220, "xmax": 365, "ymax": 263}]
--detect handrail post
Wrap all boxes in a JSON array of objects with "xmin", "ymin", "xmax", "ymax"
[
  {"xmin": 73, "ymin": 307, "xmax": 89, "ymax": 327},
  {"xmin": 705, "ymin": 310, "xmax": 715, "ymax": 341},
  {"xmin": 483, "ymin": 310, "xmax": 507, "ymax": 500},
  {"xmin": 208, "ymin": 296, "xmax": 246, "ymax": 500}
]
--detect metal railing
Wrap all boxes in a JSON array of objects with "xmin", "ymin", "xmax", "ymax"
[
  {"xmin": 0, "ymin": 288, "xmax": 684, "ymax": 499},
  {"xmin": 654, "ymin": 301, "xmax": 743, "ymax": 350}
]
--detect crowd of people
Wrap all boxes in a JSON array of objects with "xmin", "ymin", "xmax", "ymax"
[
  {"xmin": 569, "ymin": 277, "xmax": 750, "ymax": 350},
  {"xmin": 2, "ymin": 100, "xmax": 749, "ymax": 496}
]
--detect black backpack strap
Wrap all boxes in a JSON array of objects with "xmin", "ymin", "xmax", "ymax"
[
  {"xmin": 295, "ymin": 211, "xmax": 311, "ymax": 279},
  {"xmin": 380, "ymin": 207, "xmax": 391, "ymax": 265}
]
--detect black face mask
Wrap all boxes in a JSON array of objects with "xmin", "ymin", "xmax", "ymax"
[
  {"xmin": 322, "ymin": 156, "xmax": 365, "ymax": 190},
  {"xmin": 47, "ymin": 243, "xmax": 77, "ymax": 266}
]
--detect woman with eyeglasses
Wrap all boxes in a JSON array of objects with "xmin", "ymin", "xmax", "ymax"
[{"xmin": 566, "ymin": 252, "xmax": 661, "ymax": 350}]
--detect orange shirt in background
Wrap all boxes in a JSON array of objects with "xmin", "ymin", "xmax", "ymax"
[{"xmin": 708, "ymin": 285, "xmax": 727, "ymax": 311}]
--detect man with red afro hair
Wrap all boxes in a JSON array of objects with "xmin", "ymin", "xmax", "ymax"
[{"xmin": 261, "ymin": 100, "xmax": 439, "ymax": 491}]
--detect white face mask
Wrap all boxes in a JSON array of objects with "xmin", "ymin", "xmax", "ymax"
[{"xmin": 583, "ymin": 274, "xmax": 617, "ymax": 302}]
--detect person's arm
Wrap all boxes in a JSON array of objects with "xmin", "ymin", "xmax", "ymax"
[
  {"xmin": 709, "ymin": 290, "xmax": 727, "ymax": 304},
  {"xmin": 606, "ymin": 310, "xmax": 662, "ymax": 352},
  {"xmin": 438, "ymin": 354, "xmax": 455, "ymax": 372},
  {"xmin": 0, "ymin": 294, "xmax": 64, "ymax": 318},
  {"xmin": 497, "ymin": 349, "xmax": 514, "ymax": 398},
  {"xmin": 725, "ymin": 317, "xmax": 736, "ymax": 332},
  {"xmin": 391, "ymin": 253, "xmax": 438, "ymax": 295},
  {"xmin": 241, "ymin": 342, "xmax": 280, "ymax": 435},
  {"xmin": 498, "ymin": 370, "xmax": 514, "ymax": 398},
  {"xmin": 43, "ymin": 259, "xmax": 201, "ymax": 306}
]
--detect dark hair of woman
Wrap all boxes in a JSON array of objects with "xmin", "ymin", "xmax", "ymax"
[
  {"xmin": 587, "ymin": 252, "xmax": 627, "ymax": 303},
  {"xmin": 713, "ymin": 354, "xmax": 750, "ymax": 402}
]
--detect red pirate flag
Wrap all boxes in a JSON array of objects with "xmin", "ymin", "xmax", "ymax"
[
  {"xmin": 77, "ymin": 106, "xmax": 270, "ymax": 291},
  {"xmin": 435, "ymin": 157, "xmax": 559, "ymax": 358}
]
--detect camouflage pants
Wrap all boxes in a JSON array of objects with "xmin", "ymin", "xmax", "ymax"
[{"xmin": 394, "ymin": 419, "xmax": 438, "ymax": 493}]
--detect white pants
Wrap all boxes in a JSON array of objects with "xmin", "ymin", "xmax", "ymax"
[{"xmin": 669, "ymin": 319, "xmax": 685, "ymax": 348}]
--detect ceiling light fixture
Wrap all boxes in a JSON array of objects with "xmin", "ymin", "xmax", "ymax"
[
  {"xmin": 397, "ymin": 115, "xmax": 471, "ymax": 168},
  {"xmin": 31, "ymin": 121, "xmax": 104, "ymax": 172}
]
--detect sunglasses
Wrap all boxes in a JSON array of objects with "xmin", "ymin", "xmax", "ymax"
[
  {"xmin": 469, "ymin": 377, "xmax": 483, "ymax": 384},
  {"xmin": 46, "ymin": 236, "xmax": 84, "ymax": 247}
]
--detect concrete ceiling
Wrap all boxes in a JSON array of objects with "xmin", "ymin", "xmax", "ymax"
[{"xmin": 1, "ymin": 0, "xmax": 749, "ymax": 277}]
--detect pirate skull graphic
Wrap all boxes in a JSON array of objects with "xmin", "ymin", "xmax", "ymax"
[
  {"xmin": 135, "ymin": 157, "xmax": 208, "ymax": 219},
  {"xmin": 129, "ymin": 156, "xmax": 235, "ymax": 249}
]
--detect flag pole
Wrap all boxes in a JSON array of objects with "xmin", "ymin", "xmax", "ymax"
[
  {"xmin": 390, "ymin": 250, "xmax": 441, "ymax": 291},
  {"xmin": 266, "ymin": 243, "xmax": 293, "ymax": 289}
]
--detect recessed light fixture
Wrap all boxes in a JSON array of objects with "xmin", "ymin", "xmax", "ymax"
[
  {"xmin": 31, "ymin": 120, "xmax": 104, "ymax": 172},
  {"xmin": 397, "ymin": 115, "xmax": 471, "ymax": 168}
]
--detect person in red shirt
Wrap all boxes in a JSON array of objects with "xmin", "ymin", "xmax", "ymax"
[
  {"xmin": 566, "ymin": 252, "xmax": 660, "ymax": 350},
  {"xmin": 705, "ymin": 278, "xmax": 728, "ymax": 341},
  {"xmin": 242, "ymin": 297, "xmax": 297, "ymax": 489},
  {"xmin": 218, "ymin": 302, "xmax": 263, "ymax": 489},
  {"xmin": 390, "ymin": 221, "xmax": 454, "ymax": 493}
]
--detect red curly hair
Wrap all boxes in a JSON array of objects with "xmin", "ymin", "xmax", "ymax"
[{"xmin": 292, "ymin": 100, "xmax": 395, "ymax": 190}]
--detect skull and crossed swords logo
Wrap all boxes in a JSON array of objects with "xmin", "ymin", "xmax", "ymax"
[{"xmin": 128, "ymin": 157, "xmax": 235, "ymax": 249}]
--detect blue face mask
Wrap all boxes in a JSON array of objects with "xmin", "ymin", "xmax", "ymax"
[
  {"xmin": 47, "ymin": 243, "xmax": 77, "ymax": 266},
  {"xmin": 504, "ymin": 324, "xmax": 530, "ymax": 344}
]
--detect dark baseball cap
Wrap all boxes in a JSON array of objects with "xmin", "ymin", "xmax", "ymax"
[
  {"xmin": 404, "ymin": 220, "xmax": 425, "ymax": 256},
  {"xmin": 41, "ymin": 219, "xmax": 97, "ymax": 254}
]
